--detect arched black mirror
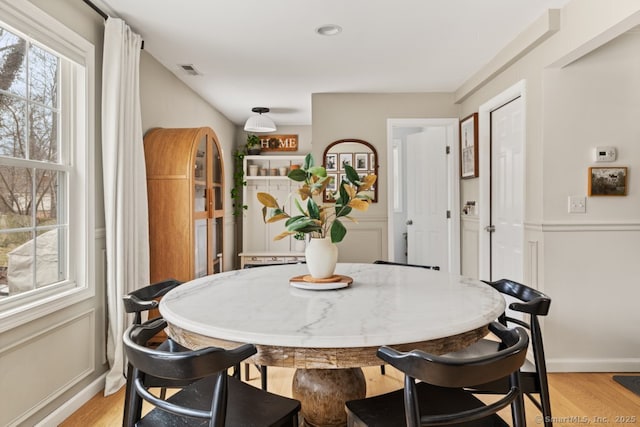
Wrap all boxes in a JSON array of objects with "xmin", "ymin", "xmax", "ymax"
[{"xmin": 322, "ymin": 139, "xmax": 378, "ymax": 203}]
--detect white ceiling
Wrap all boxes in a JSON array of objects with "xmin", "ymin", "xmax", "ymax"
[{"xmin": 97, "ymin": 0, "xmax": 570, "ymax": 126}]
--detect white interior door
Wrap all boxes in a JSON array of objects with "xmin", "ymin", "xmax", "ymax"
[
  {"xmin": 406, "ymin": 129, "xmax": 449, "ymax": 271},
  {"xmin": 489, "ymin": 97, "xmax": 524, "ymax": 281}
]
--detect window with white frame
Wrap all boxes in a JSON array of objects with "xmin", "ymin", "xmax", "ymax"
[{"xmin": 0, "ymin": 0, "xmax": 94, "ymax": 330}]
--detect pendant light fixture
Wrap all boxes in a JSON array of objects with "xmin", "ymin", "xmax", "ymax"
[{"xmin": 244, "ymin": 107, "xmax": 276, "ymax": 132}]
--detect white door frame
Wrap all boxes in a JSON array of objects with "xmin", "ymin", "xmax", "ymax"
[
  {"xmin": 386, "ymin": 118, "xmax": 460, "ymax": 273},
  {"xmin": 478, "ymin": 80, "xmax": 526, "ymax": 281}
]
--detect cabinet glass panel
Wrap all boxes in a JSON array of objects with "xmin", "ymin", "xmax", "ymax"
[
  {"xmin": 194, "ymin": 135, "xmax": 207, "ymax": 213},
  {"xmin": 194, "ymin": 219, "xmax": 207, "ymax": 278},
  {"xmin": 211, "ymin": 140, "xmax": 222, "ymax": 184},
  {"xmin": 194, "ymin": 184, "xmax": 206, "ymax": 212},
  {"xmin": 212, "ymin": 217, "xmax": 223, "ymax": 273},
  {"xmin": 213, "ymin": 185, "xmax": 223, "ymax": 211}
]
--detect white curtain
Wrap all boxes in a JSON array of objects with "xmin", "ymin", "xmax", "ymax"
[{"xmin": 102, "ymin": 18, "xmax": 150, "ymax": 396}]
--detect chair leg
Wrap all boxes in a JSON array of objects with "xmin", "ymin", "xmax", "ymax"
[
  {"xmin": 380, "ymin": 364, "xmax": 385, "ymax": 375},
  {"xmin": 260, "ymin": 365, "xmax": 268, "ymax": 391},
  {"xmin": 244, "ymin": 363, "xmax": 250, "ymax": 381},
  {"xmin": 509, "ymin": 372, "xmax": 526, "ymax": 427}
]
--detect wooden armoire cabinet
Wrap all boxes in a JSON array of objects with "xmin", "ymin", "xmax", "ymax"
[{"xmin": 144, "ymin": 127, "xmax": 225, "ymax": 284}]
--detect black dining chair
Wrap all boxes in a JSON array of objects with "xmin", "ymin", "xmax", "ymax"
[
  {"xmin": 448, "ymin": 279, "xmax": 553, "ymax": 426},
  {"xmin": 123, "ymin": 318, "xmax": 301, "ymax": 427},
  {"xmin": 122, "ymin": 279, "xmax": 199, "ymax": 424},
  {"xmin": 345, "ymin": 322, "xmax": 529, "ymax": 427},
  {"xmin": 373, "ymin": 260, "xmax": 440, "ymax": 375}
]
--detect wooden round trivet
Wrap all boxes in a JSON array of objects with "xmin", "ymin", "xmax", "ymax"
[{"xmin": 290, "ymin": 274, "xmax": 353, "ymax": 284}]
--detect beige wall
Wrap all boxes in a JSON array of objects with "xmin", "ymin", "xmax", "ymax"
[
  {"xmin": 312, "ymin": 93, "xmax": 458, "ymax": 262},
  {"xmin": 458, "ymin": 0, "xmax": 640, "ymax": 371}
]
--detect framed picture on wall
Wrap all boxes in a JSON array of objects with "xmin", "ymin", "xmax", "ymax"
[
  {"xmin": 460, "ymin": 113, "xmax": 478, "ymax": 179},
  {"xmin": 354, "ymin": 153, "xmax": 368, "ymax": 171},
  {"xmin": 588, "ymin": 166, "xmax": 627, "ymax": 196},
  {"xmin": 325, "ymin": 153, "xmax": 338, "ymax": 172},
  {"xmin": 339, "ymin": 153, "xmax": 353, "ymax": 170}
]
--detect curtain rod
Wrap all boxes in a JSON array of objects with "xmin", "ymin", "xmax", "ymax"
[{"xmin": 82, "ymin": 0, "xmax": 145, "ymax": 50}]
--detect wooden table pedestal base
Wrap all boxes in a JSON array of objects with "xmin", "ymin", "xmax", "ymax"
[{"xmin": 292, "ymin": 368, "xmax": 366, "ymax": 427}]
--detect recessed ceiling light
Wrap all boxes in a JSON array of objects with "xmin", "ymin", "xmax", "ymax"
[{"xmin": 316, "ymin": 24, "xmax": 342, "ymax": 36}]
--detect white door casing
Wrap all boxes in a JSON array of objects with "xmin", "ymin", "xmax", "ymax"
[
  {"xmin": 479, "ymin": 80, "xmax": 526, "ymax": 282},
  {"xmin": 406, "ymin": 130, "xmax": 449, "ymax": 271},
  {"xmin": 386, "ymin": 119, "xmax": 460, "ymax": 274}
]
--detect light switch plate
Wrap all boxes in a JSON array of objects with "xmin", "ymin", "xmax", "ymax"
[{"xmin": 568, "ymin": 196, "xmax": 586, "ymax": 213}]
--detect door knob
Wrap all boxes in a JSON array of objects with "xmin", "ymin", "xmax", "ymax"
[
  {"xmin": 406, "ymin": 219, "xmax": 413, "ymax": 225},
  {"xmin": 485, "ymin": 225, "xmax": 496, "ymax": 232}
]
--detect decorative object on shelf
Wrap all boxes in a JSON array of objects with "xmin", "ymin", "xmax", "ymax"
[
  {"xmin": 460, "ymin": 112, "xmax": 479, "ymax": 179},
  {"xmin": 246, "ymin": 134, "xmax": 262, "ymax": 155},
  {"xmin": 588, "ymin": 166, "xmax": 627, "ymax": 196},
  {"xmin": 244, "ymin": 107, "xmax": 276, "ymax": 133},
  {"xmin": 259, "ymin": 134, "xmax": 298, "ymax": 152},
  {"xmin": 256, "ymin": 154, "xmax": 376, "ymax": 279},
  {"xmin": 323, "ymin": 139, "xmax": 378, "ymax": 203},
  {"xmin": 248, "ymin": 164, "xmax": 259, "ymax": 176}
]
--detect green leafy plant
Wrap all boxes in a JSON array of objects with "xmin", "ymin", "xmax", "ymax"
[
  {"xmin": 257, "ymin": 153, "xmax": 376, "ymax": 243},
  {"xmin": 246, "ymin": 134, "xmax": 261, "ymax": 152},
  {"xmin": 231, "ymin": 149, "xmax": 247, "ymax": 216}
]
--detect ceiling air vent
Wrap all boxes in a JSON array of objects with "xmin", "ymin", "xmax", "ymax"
[{"xmin": 178, "ymin": 64, "xmax": 201, "ymax": 76}]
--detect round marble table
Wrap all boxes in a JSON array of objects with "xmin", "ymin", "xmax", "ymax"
[{"xmin": 160, "ymin": 263, "xmax": 505, "ymax": 427}]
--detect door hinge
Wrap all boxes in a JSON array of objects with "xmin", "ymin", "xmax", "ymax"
[
  {"xmin": 446, "ymin": 146, "xmax": 450, "ymax": 155},
  {"xmin": 446, "ymin": 210, "xmax": 451, "ymax": 219}
]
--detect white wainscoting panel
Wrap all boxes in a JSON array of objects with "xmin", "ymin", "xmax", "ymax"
[
  {"xmin": 461, "ymin": 216, "xmax": 479, "ymax": 278},
  {"xmin": 0, "ymin": 310, "xmax": 96, "ymax": 426}
]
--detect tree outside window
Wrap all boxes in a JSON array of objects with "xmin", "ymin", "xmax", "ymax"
[{"xmin": 0, "ymin": 26, "xmax": 66, "ymax": 297}]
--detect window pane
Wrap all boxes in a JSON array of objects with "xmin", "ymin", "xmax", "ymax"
[
  {"xmin": 35, "ymin": 228, "xmax": 63, "ymax": 289},
  {"xmin": 35, "ymin": 169, "xmax": 59, "ymax": 225},
  {"xmin": 30, "ymin": 104, "xmax": 58, "ymax": 162},
  {"xmin": 0, "ymin": 94, "xmax": 27, "ymax": 158},
  {"xmin": 28, "ymin": 43, "xmax": 58, "ymax": 107},
  {"xmin": 0, "ymin": 165, "xmax": 33, "ymax": 220},
  {"xmin": 0, "ymin": 230, "xmax": 34, "ymax": 294},
  {"xmin": 0, "ymin": 27, "xmax": 27, "ymax": 97}
]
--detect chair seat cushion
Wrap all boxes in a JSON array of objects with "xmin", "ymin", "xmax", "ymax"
[
  {"xmin": 446, "ymin": 339, "xmax": 539, "ymax": 393},
  {"xmin": 345, "ymin": 381, "xmax": 509, "ymax": 427},
  {"xmin": 138, "ymin": 375, "xmax": 299, "ymax": 426}
]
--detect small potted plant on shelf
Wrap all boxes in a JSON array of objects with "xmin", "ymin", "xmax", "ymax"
[
  {"xmin": 246, "ymin": 134, "xmax": 262, "ymax": 155},
  {"xmin": 257, "ymin": 153, "xmax": 376, "ymax": 279}
]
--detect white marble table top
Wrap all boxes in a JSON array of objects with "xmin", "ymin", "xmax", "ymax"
[{"xmin": 160, "ymin": 263, "xmax": 505, "ymax": 349}]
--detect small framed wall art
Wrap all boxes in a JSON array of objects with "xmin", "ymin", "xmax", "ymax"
[
  {"xmin": 354, "ymin": 153, "xmax": 368, "ymax": 171},
  {"xmin": 325, "ymin": 153, "xmax": 338, "ymax": 172},
  {"xmin": 588, "ymin": 166, "xmax": 627, "ymax": 196},
  {"xmin": 460, "ymin": 113, "xmax": 478, "ymax": 179}
]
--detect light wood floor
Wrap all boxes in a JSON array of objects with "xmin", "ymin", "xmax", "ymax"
[{"xmin": 61, "ymin": 367, "xmax": 639, "ymax": 426}]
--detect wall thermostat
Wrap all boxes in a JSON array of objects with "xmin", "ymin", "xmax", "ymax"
[{"xmin": 594, "ymin": 146, "xmax": 616, "ymax": 162}]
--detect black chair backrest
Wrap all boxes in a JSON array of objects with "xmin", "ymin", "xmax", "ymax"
[
  {"xmin": 378, "ymin": 322, "xmax": 528, "ymax": 388},
  {"xmin": 123, "ymin": 278, "xmax": 182, "ymax": 323},
  {"xmin": 123, "ymin": 318, "xmax": 256, "ymax": 425},
  {"xmin": 373, "ymin": 260, "xmax": 440, "ymax": 271},
  {"xmin": 485, "ymin": 278, "xmax": 551, "ymax": 318},
  {"xmin": 377, "ymin": 322, "xmax": 528, "ymax": 426}
]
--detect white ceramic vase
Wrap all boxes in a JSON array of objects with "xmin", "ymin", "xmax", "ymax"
[{"xmin": 305, "ymin": 237, "xmax": 338, "ymax": 279}]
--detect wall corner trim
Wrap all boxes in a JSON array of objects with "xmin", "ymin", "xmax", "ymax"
[{"xmin": 454, "ymin": 9, "xmax": 560, "ymax": 103}]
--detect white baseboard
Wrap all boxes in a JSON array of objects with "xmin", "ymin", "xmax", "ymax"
[
  {"xmin": 35, "ymin": 374, "xmax": 107, "ymax": 427},
  {"xmin": 548, "ymin": 358, "xmax": 640, "ymax": 372}
]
